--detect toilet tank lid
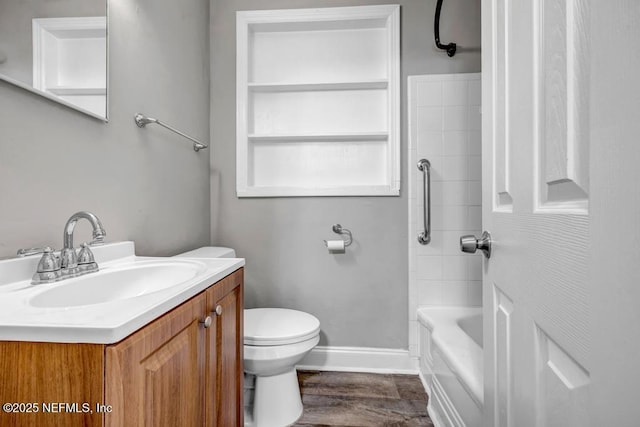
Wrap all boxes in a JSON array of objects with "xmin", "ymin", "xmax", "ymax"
[
  {"xmin": 244, "ymin": 308, "xmax": 320, "ymax": 346},
  {"xmin": 174, "ymin": 246, "xmax": 236, "ymax": 258}
]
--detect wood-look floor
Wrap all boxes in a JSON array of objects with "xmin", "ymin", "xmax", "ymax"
[{"xmin": 293, "ymin": 371, "xmax": 434, "ymax": 427}]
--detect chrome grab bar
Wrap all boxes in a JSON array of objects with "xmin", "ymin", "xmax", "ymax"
[{"xmin": 417, "ymin": 159, "xmax": 431, "ymax": 245}]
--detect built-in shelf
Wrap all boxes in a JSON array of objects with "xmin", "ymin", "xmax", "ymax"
[
  {"xmin": 237, "ymin": 185, "xmax": 399, "ymax": 198},
  {"xmin": 32, "ymin": 16, "xmax": 107, "ymax": 119},
  {"xmin": 236, "ymin": 5, "xmax": 400, "ymax": 197},
  {"xmin": 248, "ymin": 80, "xmax": 388, "ymax": 92},
  {"xmin": 47, "ymin": 87, "xmax": 106, "ymax": 96},
  {"xmin": 247, "ymin": 132, "xmax": 389, "ymax": 142}
]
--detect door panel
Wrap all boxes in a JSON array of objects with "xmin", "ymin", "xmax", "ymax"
[
  {"xmin": 589, "ymin": 2, "xmax": 640, "ymax": 425},
  {"xmin": 535, "ymin": 328, "xmax": 589, "ymax": 427},
  {"xmin": 535, "ymin": 0, "xmax": 590, "ymax": 209},
  {"xmin": 493, "ymin": 0, "xmax": 513, "ymax": 209},
  {"xmin": 485, "ymin": 1, "xmax": 640, "ymax": 425},
  {"xmin": 142, "ymin": 325, "xmax": 203, "ymax": 427},
  {"xmin": 105, "ymin": 295, "xmax": 206, "ymax": 427},
  {"xmin": 493, "ymin": 288, "xmax": 513, "ymax": 427},
  {"xmin": 483, "ymin": 0, "xmax": 591, "ymax": 426},
  {"xmin": 206, "ymin": 269, "xmax": 244, "ymax": 427},
  {"xmin": 215, "ymin": 285, "xmax": 242, "ymax": 427}
]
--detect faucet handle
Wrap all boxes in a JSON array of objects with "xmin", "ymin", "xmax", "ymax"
[
  {"xmin": 32, "ymin": 248, "xmax": 62, "ymax": 285},
  {"xmin": 35, "ymin": 248, "xmax": 59, "ymax": 272},
  {"xmin": 17, "ymin": 247, "xmax": 50, "ymax": 257},
  {"xmin": 77, "ymin": 243, "xmax": 99, "ymax": 274},
  {"xmin": 77, "ymin": 243, "xmax": 95, "ymax": 264}
]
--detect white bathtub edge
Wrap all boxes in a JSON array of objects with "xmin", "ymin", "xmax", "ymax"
[{"xmin": 417, "ymin": 306, "xmax": 484, "ymax": 408}]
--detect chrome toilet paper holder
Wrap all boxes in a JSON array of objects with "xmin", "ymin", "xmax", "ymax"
[{"xmin": 324, "ymin": 224, "xmax": 353, "ymax": 248}]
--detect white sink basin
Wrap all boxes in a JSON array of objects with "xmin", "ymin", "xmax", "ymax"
[
  {"xmin": 29, "ymin": 261, "xmax": 204, "ymax": 308},
  {"xmin": 0, "ymin": 241, "xmax": 245, "ymax": 343}
]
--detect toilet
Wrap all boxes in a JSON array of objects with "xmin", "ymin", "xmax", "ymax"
[{"xmin": 175, "ymin": 247, "xmax": 321, "ymax": 427}]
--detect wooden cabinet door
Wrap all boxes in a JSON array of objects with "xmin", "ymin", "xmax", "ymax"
[
  {"xmin": 205, "ymin": 268, "xmax": 243, "ymax": 427},
  {"xmin": 0, "ymin": 342, "xmax": 104, "ymax": 427},
  {"xmin": 105, "ymin": 294, "xmax": 207, "ymax": 427}
]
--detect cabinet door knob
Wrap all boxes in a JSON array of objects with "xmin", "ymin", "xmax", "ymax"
[
  {"xmin": 213, "ymin": 305, "xmax": 223, "ymax": 316},
  {"xmin": 200, "ymin": 316, "xmax": 213, "ymax": 328}
]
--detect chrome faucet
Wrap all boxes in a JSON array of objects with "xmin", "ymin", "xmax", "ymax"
[
  {"xmin": 60, "ymin": 211, "xmax": 106, "ymax": 276},
  {"xmin": 18, "ymin": 211, "xmax": 106, "ymax": 284}
]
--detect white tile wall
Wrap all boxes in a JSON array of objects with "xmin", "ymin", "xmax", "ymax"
[{"xmin": 408, "ymin": 74, "xmax": 482, "ymax": 357}]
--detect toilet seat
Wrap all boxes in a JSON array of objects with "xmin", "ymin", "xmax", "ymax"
[{"xmin": 244, "ymin": 308, "xmax": 320, "ymax": 346}]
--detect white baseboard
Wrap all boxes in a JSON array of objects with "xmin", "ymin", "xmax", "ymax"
[{"xmin": 296, "ymin": 346, "xmax": 419, "ymax": 374}]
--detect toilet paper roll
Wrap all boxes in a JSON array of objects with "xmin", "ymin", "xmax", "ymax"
[{"xmin": 326, "ymin": 240, "xmax": 345, "ymax": 252}]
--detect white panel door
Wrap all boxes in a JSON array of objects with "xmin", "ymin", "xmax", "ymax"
[{"xmin": 482, "ymin": 1, "xmax": 640, "ymax": 426}]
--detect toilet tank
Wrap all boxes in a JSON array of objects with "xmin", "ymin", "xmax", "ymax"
[{"xmin": 174, "ymin": 246, "xmax": 236, "ymax": 258}]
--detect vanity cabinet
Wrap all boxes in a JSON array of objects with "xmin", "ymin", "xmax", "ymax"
[{"xmin": 0, "ymin": 268, "xmax": 244, "ymax": 427}]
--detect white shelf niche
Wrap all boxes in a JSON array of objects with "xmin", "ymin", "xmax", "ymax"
[
  {"xmin": 237, "ymin": 5, "xmax": 400, "ymax": 197},
  {"xmin": 32, "ymin": 16, "xmax": 107, "ymax": 118},
  {"xmin": 245, "ymin": 139, "xmax": 391, "ymax": 197},
  {"xmin": 250, "ymin": 88, "xmax": 388, "ymax": 135}
]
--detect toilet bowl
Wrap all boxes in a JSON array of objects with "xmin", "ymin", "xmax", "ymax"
[
  {"xmin": 244, "ymin": 308, "xmax": 320, "ymax": 427},
  {"xmin": 175, "ymin": 247, "xmax": 321, "ymax": 427}
]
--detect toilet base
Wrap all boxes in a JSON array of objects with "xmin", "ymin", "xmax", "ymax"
[{"xmin": 247, "ymin": 368, "xmax": 303, "ymax": 427}]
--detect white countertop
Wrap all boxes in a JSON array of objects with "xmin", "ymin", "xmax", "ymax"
[{"xmin": 0, "ymin": 242, "xmax": 244, "ymax": 344}]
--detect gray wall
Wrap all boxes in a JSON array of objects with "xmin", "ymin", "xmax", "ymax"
[
  {"xmin": 210, "ymin": 0, "xmax": 480, "ymax": 349},
  {"xmin": 0, "ymin": 0, "xmax": 211, "ymax": 258}
]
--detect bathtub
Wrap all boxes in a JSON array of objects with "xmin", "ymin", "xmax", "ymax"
[{"xmin": 418, "ymin": 307, "xmax": 483, "ymax": 427}]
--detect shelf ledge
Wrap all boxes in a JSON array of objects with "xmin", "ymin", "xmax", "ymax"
[
  {"xmin": 238, "ymin": 185, "xmax": 400, "ymax": 198},
  {"xmin": 247, "ymin": 132, "xmax": 388, "ymax": 142},
  {"xmin": 248, "ymin": 80, "xmax": 388, "ymax": 92},
  {"xmin": 47, "ymin": 87, "xmax": 106, "ymax": 96}
]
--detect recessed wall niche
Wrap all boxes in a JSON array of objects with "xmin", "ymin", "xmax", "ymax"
[{"xmin": 236, "ymin": 5, "xmax": 400, "ymax": 197}]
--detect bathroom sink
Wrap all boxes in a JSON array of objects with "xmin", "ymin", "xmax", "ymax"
[
  {"xmin": 29, "ymin": 260, "xmax": 204, "ymax": 308},
  {"xmin": 0, "ymin": 242, "xmax": 245, "ymax": 343}
]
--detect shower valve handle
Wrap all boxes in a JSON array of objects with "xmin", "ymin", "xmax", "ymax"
[{"xmin": 460, "ymin": 231, "xmax": 492, "ymax": 259}]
